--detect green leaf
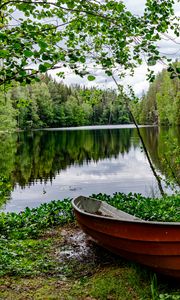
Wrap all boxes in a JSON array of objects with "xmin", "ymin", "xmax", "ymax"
[
  {"xmin": 23, "ymin": 50, "xmax": 33, "ymax": 57},
  {"xmin": 0, "ymin": 50, "xmax": 9, "ymax": 58},
  {"xmin": 42, "ymin": 53, "xmax": 50, "ymax": 60},
  {"xmin": 79, "ymin": 57, "xmax": 86, "ymax": 63},
  {"xmin": 105, "ymin": 70, "xmax": 112, "ymax": 76},
  {"xmin": 39, "ymin": 64, "xmax": 48, "ymax": 72},
  {"xmin": 19, "ymin": 70, "xmax": 27, "ymax": 76},
  {"xmin": 147, "ymin": 59, "xmax": 156, "ymax": 66},
  {"xmin": 87, "ymin": 75, "xmax": 96, "ymax": 81},
  {"xmin": 38, "ymin": 41, "xmax": 48, "ymax": 50}
]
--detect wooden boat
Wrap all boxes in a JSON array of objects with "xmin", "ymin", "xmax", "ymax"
[{"xmin": 72, "ymin": 196, "xmax": 180, "ymax": 278}]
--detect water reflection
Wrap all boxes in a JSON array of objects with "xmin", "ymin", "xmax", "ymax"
[
  {"xmin": 0, "ymin": 126, "xmax": 179, "ymax": 212},
  {"xmin": 12, "ymin": 128, "xmax": 133, "ymax": 187},
  {"xmin": 140, "ymin": 126, "xmax": 180, "ymax": 184}
]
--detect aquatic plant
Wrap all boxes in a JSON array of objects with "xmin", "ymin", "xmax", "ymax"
[
  {"xmin": 0, "ymin": 193, "xmax": 180, "ymax": 242},
  {"xmin": 0, "ymin": 198, "xmax": 73, "ymax": 239},
  {"xmin": 92, "ymin": 192, "xmax": 180, "ymax": 222}
]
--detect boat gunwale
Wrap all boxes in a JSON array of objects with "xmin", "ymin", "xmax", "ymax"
[{"xmin": 72, "ymin": 196, "xmax": 180, "ymax": 226}]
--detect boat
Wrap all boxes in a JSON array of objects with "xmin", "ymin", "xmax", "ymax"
[{"xmin": 72, "ymin": 196, "xmax": 180, "ymax": 278}]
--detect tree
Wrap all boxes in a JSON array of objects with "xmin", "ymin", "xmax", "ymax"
[
  {"xmin": 156, "ymin": 72, "xmax": 175, "ymax": 125},
  {"xmin": 0, "ymin": 0, "xmax": 179, "ymax": 87},
  {"xmin": 1, "ymin": 0, "xmax": 179, "ymax": 196},
  {"xmin": 0, "ymin": 91, "xmax": 16, "ymax": 131},
  {"xmin": 30, "ymin": 82, "xmax": 54, "ymax": 127},
  {"xmin": 7, "ymin": 81, "xmax": 54, "ymax": 128},
  {"xmin": 133, "ymin": 63, "xmax": 180, "ymax": 126}
]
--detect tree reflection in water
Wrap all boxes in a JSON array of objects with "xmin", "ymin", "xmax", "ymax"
[{"xmin": 0, "ymin": 126, "xmax": 179, "ymax": 208}]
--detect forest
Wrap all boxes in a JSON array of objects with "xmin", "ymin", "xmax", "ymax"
[
  {"xmin": 131, "ymin": 62, "xmax": 180, "ymax": 126},
  {"xmin": 0, "ymin": 63, "xmax": 179, "ymax": 131},
  {"xmin": 0, "ymin": 75, "xmax": 129, "ymax": 130}
]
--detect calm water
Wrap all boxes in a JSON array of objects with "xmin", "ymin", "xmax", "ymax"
[{"xmin": 0, "ymin": 125, "xmax": 179, "ymax": 212}]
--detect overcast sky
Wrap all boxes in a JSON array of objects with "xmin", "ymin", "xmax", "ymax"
[{"xmin": 50, "ymin": 0, "xmax": 180, "ymax": 96}]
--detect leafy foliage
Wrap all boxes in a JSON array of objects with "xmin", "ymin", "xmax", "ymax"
[
  {"xmin": 0, "ymin": 193, "xmax": 180, "ymax": 242},
  {"xmin": 0, "ymin": 198, "xmax": 74, "ymax": 239},
  {"xmin": 0, "ymin": 198, "xmax": 74, "ymax": 276},
  {"xmin": 0, "ymin": 193, "xmax": 180, "ymax": 277},
  {"xmin": 1, "ymin": 75, "xmax": 130, "ymax": 129},
  {"xmin": 0, "ymin": 238, "xmax": 55, "ymax": 276},
  {"xmin": 92, "ymin": 192, "xmax": 180, "ymax": 222},
  {"xmin": 0, "ymin": 92, "xmax": 16, "ymax": 132},
  {"xmin": 131, "ymin": 62, "xmax": 180, "ymax": 126},
  {"xmin": 0, "ymin": 176, "xmax": 12, "ymax": 207},
  {"xmin": 0, "ymin": 0, "xmax": 179, "ymax": 86}
]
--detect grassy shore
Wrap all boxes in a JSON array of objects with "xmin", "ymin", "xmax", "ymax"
[
  {"xmin": 0, "ymin": 224, "xmax": 152, "ymax": 299},
  {"xmin": 0, "ymin": 194, "xmax": 180, "ymax": 299},
  {"xmin": 0, "ymin": 224, "xmax": 180, "ymax": 300}
]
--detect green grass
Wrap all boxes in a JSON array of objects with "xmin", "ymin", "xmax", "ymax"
[
  {"xmin": 0, "ymin": 193, "xmax": 180, "ymax": 299},
  {"xmin": 61, "ymin": 266, "xmax": 152, "ymax": 300}
]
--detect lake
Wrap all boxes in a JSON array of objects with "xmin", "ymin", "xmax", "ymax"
[{"xmin": 0, "ymin": 125, "xmax": 179, "ymax": 212}]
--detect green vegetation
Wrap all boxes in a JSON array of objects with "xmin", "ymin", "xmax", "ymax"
[
  {"xmin": 1, "ymin": 75, "xmax": 129, "ymax": 129},
  {"xmin": 1, "ymin": 0, "xmax": 178, "ymax": 87},
  {"xmin": 1, "ymin": 63, "xmax": 179, "ymax": 131},
  {"xmin": 0, "ymin": 192, "xmax": 180, "ymax": 277},
  {"xmin": 63, "ymin": 266, "xmax": 153, "ymax": 300},
  {"xmin": 0, "ymin": 176, "xmax": 12, "ymax": 207},
  {"xmin": 0, "ymin": 199, "xmax": 73, "ymax": 240},
  {"xmin": 1, "ymin": 0, "xmax": 179, "ymax": 134},
  {"xmin": 131, "ymin": 62, "xmax": 180, "ymax": 126},
  {"xmin": 0, "ymin": 195, "xmax": 180, "ymax": 299},
  {"xmin": 1, "ymin": 1, "xmax": 180, "ymax": 297},
  {"xmin": 93, "ymin": 192, "xmax": 180, "ymax": 222},
  {"xmin": 0, "ymin": 192, "xmax": 179, "ymax": 278},
  {"xmin": 0, "ymin": 199, "xmax": 73, "ymax": 277},
  {"xmin": 1, "ymin": 63, "xmax": 179, "ymax": 130},
  {"xmin": 0, "ymin": 91, "xmax": 17, "ymax": 132},
  {"xmin": 0, "ymin": 238, "xmax": 154, "ymax": 300},
  {"xmin": 0, "ymin": 127, "xmax": 179, "ymax": 208}
]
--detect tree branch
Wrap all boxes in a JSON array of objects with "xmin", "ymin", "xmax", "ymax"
[{"xmin": 112, "ymin": 75, "xmax": 165, "ymax": 197}]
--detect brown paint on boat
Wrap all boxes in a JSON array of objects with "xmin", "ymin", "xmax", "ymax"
[{"xmin": 72, "ymin": 196, "xmax": 180, "ymax": 278}]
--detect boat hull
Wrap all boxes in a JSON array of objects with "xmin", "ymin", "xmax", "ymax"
[{"xmin": 73, "ymin": 197, "xmax": 180, "ymax": 278}]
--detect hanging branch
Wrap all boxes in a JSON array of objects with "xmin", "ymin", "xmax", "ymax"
[{"xmin": 112, "ymin": 75, "xmax": 165, "ymax": 197}]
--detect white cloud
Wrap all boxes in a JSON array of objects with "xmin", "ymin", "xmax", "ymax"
[
  {"xmin": 124, "ymin": 0, "xmax": 146, "ymax": 15},
  {"xmin": 49, "ymin": 0, "xmax": 180, "ymax": 96},
  {"xmin": 9, "ymin": 148, "xmax": 159, "ymax": 212}
]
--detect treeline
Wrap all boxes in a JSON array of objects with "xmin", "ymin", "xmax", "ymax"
[
  {"xmin": 131, "ymin": 62, "xmax": 180, "ymax": 126},
  {"xmin": 1, "ymin": 65, "xmax": 179, "ymax": 131},
  {"xmin": 0, "ymin": 75, "xmax": 130, "ymax": 130}
]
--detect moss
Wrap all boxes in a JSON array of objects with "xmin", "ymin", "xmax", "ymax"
[{"xmin": 0, "ymin": 267, "xmax": 152, "ymax": 300}]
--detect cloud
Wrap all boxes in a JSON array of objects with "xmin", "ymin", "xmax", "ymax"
[
  {"xmin": 124, "ymin": 0, "xmax": 146, "ymax": 15},
  {"xmin": 49, "ymin": 0, "xmax": 180, "ymax": 96}
]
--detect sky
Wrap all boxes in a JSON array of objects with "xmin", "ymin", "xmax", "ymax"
[{"xmin": 49, "ymin": 0, "xmax": 180, "ymax": 96}]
